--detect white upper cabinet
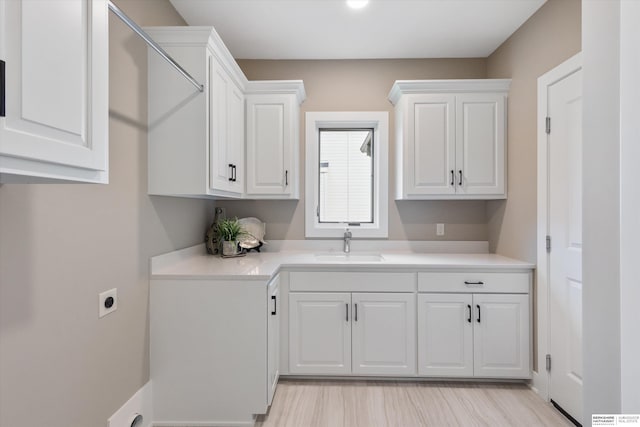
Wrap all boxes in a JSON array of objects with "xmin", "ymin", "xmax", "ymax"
[
  {"xmin": 146, "ymin": 27, "xmax": 305, "ymax": 199},
  {"xmin": 146, "ymin": 27, "xmax": 246, "ymax": 198},
  {"xmin": 390, "ymin": 80, "xmax": 510, "ymax": 200},
  {"xmin": 0, "ymin": 0, "xmax": 109, "ymax": 183},
  {"xmin": 245, "ymin": 84, "xmax": 304, "ymax": 199},
  {"xmin": 209, "ymin": 54, "xmax": 244, "ymax": 194}
]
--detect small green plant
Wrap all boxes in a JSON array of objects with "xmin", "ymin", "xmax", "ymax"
[{"xmin": 217, "ymin": 217, "xmax": 245, "ymax": 242}]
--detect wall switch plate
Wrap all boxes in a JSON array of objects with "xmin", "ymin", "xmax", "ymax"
[
  {"xmin": 436, "ymin": 223, "xmax": 445, "ymax": 236},
  {"xmin": 99, "ymin": 288, "xmax": 117, "ymax": 318}
]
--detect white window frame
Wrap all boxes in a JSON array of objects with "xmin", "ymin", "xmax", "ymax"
[{"xmin": 305, "ymin": 111, "xmax": 388, "ymax": 238}]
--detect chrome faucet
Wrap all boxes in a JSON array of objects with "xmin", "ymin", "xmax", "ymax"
[{"xmin": 343, "ymin": 228, "xmax": 352, "ymax": 253}]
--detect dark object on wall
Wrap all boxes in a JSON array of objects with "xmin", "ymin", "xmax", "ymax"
[{"xmin": 0, "ymin": 60, "xmax": 5, "ymax": 117}]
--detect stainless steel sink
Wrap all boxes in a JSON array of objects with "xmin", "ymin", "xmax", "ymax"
[{"xmin": 314, "ymin": 253, "xmax": 384, "ymax": 262}]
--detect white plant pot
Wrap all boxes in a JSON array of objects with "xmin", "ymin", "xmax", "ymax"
[{"xmin": 222, "ymin": 240, "xmax": 239, "ymax": 256}]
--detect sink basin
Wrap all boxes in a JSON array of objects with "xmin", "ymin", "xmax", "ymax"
[{"xmin": 314, "ymin": 253, "xmax": 384, "ymax": 262}]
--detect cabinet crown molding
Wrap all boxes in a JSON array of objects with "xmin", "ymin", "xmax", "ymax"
[
  {"xmin": 245, "ymin": 80, "xmax": 307, "ymax": 105},
  {"xmin": 144, "ymin": 26, "xmax": 249, "ymax": 90},
  {"xmin": 388, "ymin": 79, "xmax": 511, "ymax": 105}
]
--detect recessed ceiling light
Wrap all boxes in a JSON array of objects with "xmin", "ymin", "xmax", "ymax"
[{"xmin": 346, "ymin": 0, "xmax": 369, "ymax": 10}]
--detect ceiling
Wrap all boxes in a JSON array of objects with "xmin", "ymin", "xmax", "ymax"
[{"xmin": 169, "ymin": 0, "xmax": 546, "ymax": 60}]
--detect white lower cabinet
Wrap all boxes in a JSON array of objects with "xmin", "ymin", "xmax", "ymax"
[
  {"xmin": 289, "ymin": 292, "xmax": 416, "ymax": 376},
  {"xmin": 418, "ymin": 292, "xmax": 530, "ymax": 378},
  {"xmin": 150, "ymin": 275, "xmax": 280, "ymax": 425},
  {"xmin": 352, "ymin": 293, "xmax": 417, "ymax": 375},
  {"xmin": 289, "ymin": 292, "xmax": 352, "ymax": 375},
  {"xmin": 267, "ymin": 275, "xmax": 280, "ymax": 405}
]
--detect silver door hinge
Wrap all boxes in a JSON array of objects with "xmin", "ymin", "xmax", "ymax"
[
  {"xmin": 546, "ymin": 117, "xmax": 551, "ymax": 134},
  {"xmin": 546, "ymin": 235, "xmax": 551, "ymax": 253},
  {"xmin": 546, "ymin": 354, "xmax": 551, "ymax": 372}
]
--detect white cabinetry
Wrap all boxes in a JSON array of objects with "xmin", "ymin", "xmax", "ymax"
[
  {"xmin": 209, "ymin": 54, "xmax": 244, "ymax": 194},
  {"xmin": 389, "ymin": 80, "xmax": 510, "ymax": 200},
  {"xmin": 245, "ymin": 83, "xmax": 304, "ymax": 199},
  {"xmin": 267, "ymin": 275, "xmax": 280, "ymax": 405},
  {"xmin": 0, "ymin": 0, "xmax": 109, "ymax": 183},
  {"xmin": 150, "ymin": 274, "xmax": 280, "ymax": 425},
  {"xmin": 351, "ymin": 293, "xmax": 416, "ymax": 375},
  {"xmin": 146, "ymin": 27, "xmax": 305, "ymax": 199},
  {"xmin": 417, "ymin": 271, "xmax": 531, "ymax": 379},
  {"xmin": 146, "ymin": 27, "xmax": 246, "ymax": 198},
  {"xmin": 288, "ymin": 271, "xmax": 416, "ymax": 376},
  {"xmin": 289, "ymin": 292, "xmax": 351, "ymax": 375}
]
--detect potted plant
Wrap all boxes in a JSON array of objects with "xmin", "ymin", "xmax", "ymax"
[{"xmin": 217, "ymin": 217, "xmax": 244, "ymax": 256}]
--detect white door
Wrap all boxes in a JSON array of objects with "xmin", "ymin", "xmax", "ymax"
[
  {"xmin": 0, "ymin": 0, "xmax": 108, "ymax": 182},
  {"xmin": 289, "ymin": 292, "xmax": 351, "ymax": 375},
  {"xmin": 473, "ymin": 293, "xmax": 530, "ymax": 378},
  {"xmin": 267, "ymin": 276, "xmax": 280, "ymax": 405},
  {"xmin": 227, "ymin": 82, "xmax": 244, "ymax": 193},
  {"xmin": 406, "ymin": 94, "xmax": 456, "ymax": 195},
  {"xmin": 351, "ymin": 293, "xmax": 416, "ymax": 375},
  {"xmin": 417, "ymin": 293, "xmax": 473, "ymax": 377},
  {"xmin": 209, "ymin": 55, "xmax": 232, "ymax": 192},
  {"xmin": 245, "ymin": 94, "xmax": 292, "ymax": 196},
  {"xmin": 456, "ymin": 94, "xmax": 506, "ymax": 196},
  {"xmin": 548, "ymin": 68, "xmax": 583, "ymax": 424}
]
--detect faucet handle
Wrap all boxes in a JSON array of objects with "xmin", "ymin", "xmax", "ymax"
[{"xmin": 344, "ymin": 228, "xmax": 352, "ymax": 238}]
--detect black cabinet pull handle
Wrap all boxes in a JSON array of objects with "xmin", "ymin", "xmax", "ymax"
[
  {"xmin": 354, "ymin": 303, "xmax": 358, "ymax": 322},
  {"xmin": 467, "ymin": 304, "xmax": 472, "ymax": 323},
  {"xmin": 464, "ymin": 281, "xmax": 484, "ymax": 286},
  {"xmin": 0, "ymin": 60, "xmax": 5, "ymax": 117},
  {"xmin": 233, "ymin": 165, "xmax": 237, "ymax": 182},
  {"xmin": 458, "ymin": 170, "xmax": 463, "ymax": 186},
  {"xmin": 285, "ymin": 170, "xmax": 289, "ymax": 186},
  {"xmin": 346, "ymin": 303, "xmax": 349, "ymax": 322},
  {"xmin": 476, "ymin": 304, "xmax": 481, "ymax": 323},
  {"xmin": 450, "ymin": 170, "xmax": 454, "ymax": 186},
  {"xmin": 271, "ymin": 295, "xmax": 276, "ymax": 315},
  {"xmin": 228, "ymin": 164, "xmax": 234, "ymax": 181}
]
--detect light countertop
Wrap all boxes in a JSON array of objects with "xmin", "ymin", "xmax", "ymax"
[{"xmin": 151, "ymin": 243, "xmax": 535, "ymax": 281}]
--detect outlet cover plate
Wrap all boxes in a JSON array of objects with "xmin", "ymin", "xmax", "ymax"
[
  {"xmin": 436, "ymin": 223, "xmax": 445, "ymax": 236},
  {"xmin": 99, "ymin": 288, "xmax": 117, "ymax": 318}
]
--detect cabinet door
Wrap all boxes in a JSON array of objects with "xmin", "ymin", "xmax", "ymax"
[
  {"xmin": 0, "ymin": 0, "xmax": 108, "ymax": 183},
  {"xmin": 455, "ymin": 94, "xmax": 506, "ymax": 196},
  {"xmin": 209, "ymin": 55, "xmax": 233, "ymax": 193},
  {"xmin": 417, "ymin": 293, "xmax": 473, "ymax": 377},
  {"xmin": 289, "ymin": 292, "xmax": 351, "ymax": 375},
  {"xmin": 267, "ymin": 275, "xmax": 280, "ymax": 405},
  {"xmin": 245, "ymin": 94, "xmax": 294, "ymax": 197},
  {"xmin": 352, "ymin": 293, "xmax": 416, "ymax": 375},
  {"xmin": 473, "ymin": 293, "xmax": 530, "ymax": 378},
  {"xmin": 406, "ymin": 94, "xmax": 456, "ymax": 195},
  {"xmin": 227, "ymin": 82, "xmax": 245, "ymax": 193}
]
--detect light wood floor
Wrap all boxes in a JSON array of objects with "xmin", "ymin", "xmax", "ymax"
[{"xmin": 256, "ymin": 380, "xmax": 573, "ymax": 427}]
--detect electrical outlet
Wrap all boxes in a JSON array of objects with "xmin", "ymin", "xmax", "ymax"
[
  {"xmin": 436, "ymin": 223, "xmax": 445, "ymax": 236},
  {"xmin": 99, "ymin": 288, "xmax": 117, "ymax": 318}
]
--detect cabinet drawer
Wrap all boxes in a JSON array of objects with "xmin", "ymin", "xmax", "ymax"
[
  {"xmin": 290, "ymin": 271, "xmax": 415, "ymax": 292},
  {"xmin": 418, "ymin": 271, "xmax": 529, "ymax": 293}
]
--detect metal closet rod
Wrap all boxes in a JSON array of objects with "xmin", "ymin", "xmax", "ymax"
[{"xmin": 107, "ymin": 0, "xmax": 204, "ymax": 92}]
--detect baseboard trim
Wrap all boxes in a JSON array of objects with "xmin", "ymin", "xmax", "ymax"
[{"xmin": 108, "ymin": 381, "xmax": 153, "ymax": 427}]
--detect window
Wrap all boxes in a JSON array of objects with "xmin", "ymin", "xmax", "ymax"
[{"xmin": 305, "ymin": 112, "xmax": 388, "ymax": 238}]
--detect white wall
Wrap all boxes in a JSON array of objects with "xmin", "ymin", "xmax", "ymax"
[
  {"xmin": 619, "ymin": 0, "xmax": 640, "ymax": 414},
  {"xmin": 583, "ymin": 0, "xmax": 640, "ymax": 420},
  {"xmin": 0, "ymin": 2, "xmax": 215, "ymax": 426}
]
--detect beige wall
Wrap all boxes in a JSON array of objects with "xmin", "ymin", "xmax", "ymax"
[
  {"xmin": 0, "ymin": 2, "xmax": 214, "ymax": 426},
  {"xmin": 220, "ymin": 59, "xmax": 490, "ymax": 241},
  {"xmin": 486, "ymin": 0, "xmax": 581, "ymax": 262}
]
